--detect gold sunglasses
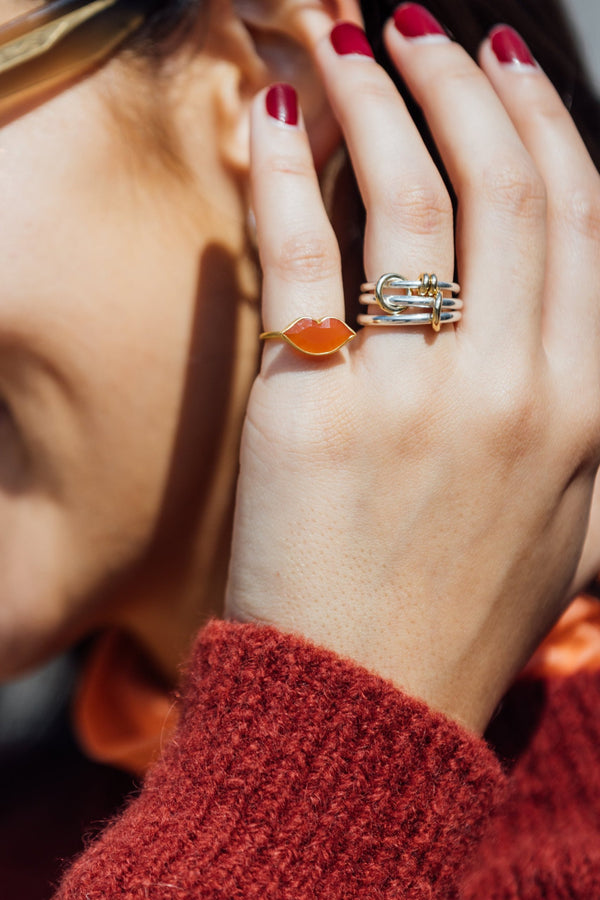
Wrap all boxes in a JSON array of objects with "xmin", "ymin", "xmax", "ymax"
[{"xmin": 0, "ymin": 0, "xmax": 156, "ymax": 103}]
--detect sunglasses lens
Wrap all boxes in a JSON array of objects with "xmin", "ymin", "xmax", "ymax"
[{"xmin": 0, "ymin": 0, "xmax": 144, "ymax": 109}]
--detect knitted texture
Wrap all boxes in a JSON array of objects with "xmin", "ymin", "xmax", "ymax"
[
  {"xmin": 461, "ymin": 671, "xmax": 600, "ymax": 899},
  {"xmin": 55, "ymin": 620, "xmax": 504, "ymax": 899}
]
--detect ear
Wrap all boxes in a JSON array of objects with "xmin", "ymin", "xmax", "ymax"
[{"xmin": 202, "ymin": 0, "xmax": 364, "ymax": 175}]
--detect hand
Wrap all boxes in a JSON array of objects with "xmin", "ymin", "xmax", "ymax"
[{"xmin": 225, "ymin": 14, "xmax": 600, "ymax": 734}]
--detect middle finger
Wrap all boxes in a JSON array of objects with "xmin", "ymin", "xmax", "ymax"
[{"xmin": 314, "ymin": 22, "xmax": 455, "ymax": 299}]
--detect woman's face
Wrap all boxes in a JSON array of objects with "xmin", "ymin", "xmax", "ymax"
[
  {"xmin": 0, "ymin": 0, "xmax": 342, "ymax": 678},
  {"xmin": 0, "ymin": 32, "xmax": 255, "ymax": 676}
]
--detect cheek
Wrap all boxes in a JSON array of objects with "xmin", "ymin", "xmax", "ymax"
[
  {"xmin": 0, "ymin": 80, "xmax": 210, "ymax": 675},
  {"xmin": 0, "ymin": 332, "xmax": 192, "ymax": 680}
]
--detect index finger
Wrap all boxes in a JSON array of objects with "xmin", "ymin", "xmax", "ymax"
[{"xmin": 250, "ymin": 84, "xmax": 345, "ymax": 348}]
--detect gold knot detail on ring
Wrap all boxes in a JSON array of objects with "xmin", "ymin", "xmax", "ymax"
[{"xmin": 418, "ymin": 273, "xmax": 439, "ymax": 298}]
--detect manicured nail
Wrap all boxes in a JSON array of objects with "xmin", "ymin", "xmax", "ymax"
[
  {"xmin": 330, "ymin": 22, "xmax": 374, "ymax": 58},
  {"xmin": 265, "ymin": 84, "xmax": 299, "ymax": 126},
  {"xmin": 393, "ymin": 3, "xmax": 448, "ymax": 41},
  {"xmin": 490, "ymin": 25, "xmax": 536, "ymax": 68}
]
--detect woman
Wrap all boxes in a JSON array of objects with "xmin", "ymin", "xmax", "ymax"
[{"xmin": 1, "ymin": 0, "xmax": 600, "ymax": 896}]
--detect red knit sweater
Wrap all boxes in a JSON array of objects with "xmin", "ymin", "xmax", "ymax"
[{"xmin": 54, "ymin": 620, "xmax": 600, "ymax": 899}]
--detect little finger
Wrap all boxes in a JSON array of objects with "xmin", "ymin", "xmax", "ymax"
[{"xmin": 480, "ymin": 27, "xmax": 600, "ymax": 361}]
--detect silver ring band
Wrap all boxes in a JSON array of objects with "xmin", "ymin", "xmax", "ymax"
[
  {"xmin": 359, "ymin": 272, "xmax": 462, "ymax": 331},
  {"xmin": 359, "ymin": 294, "xmax": 463, "ymax": 310},
  {"xmin": 361, "ymin": 272, "xmax": 461, "ymax": 317},
  {"xmin": 357, "ymin": 310, "xmax": 462, "ymax": 327},
  {"xmin": 360, "ymin": 276, "xmax": 460, "ymax": 294}
]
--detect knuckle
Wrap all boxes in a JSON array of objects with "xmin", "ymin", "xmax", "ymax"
[
  {"xmin": 576, "ymin": 426, "xmax": 600, "ymax": 470},
  {"xmin": 527, "ymin": 93, "xmax": 578, "ymax": 133},
  {"xmin": 269, "ymin": 232, "xmax": 340, "ymax": 283},
  {"xmin": 562, "ymin": 393, "xmax": 600, "ymax": 464},
  {"xmin": 589, "ymin": 397, "xmax": 600, "ymax": 442},
  {"xmin": 348, "ymin": 74, "xmax": 397, "ymax": 109},
  {"xmin": 379, "ymin": 179, "xmax": 453, "ymax": 237},
  {"xmin": 479, "ymin": 370, "xmax": 546, "ymax": 458},
  {"xmin": 421, "ymin": 60, "xmax": 486, "ymax": 98},
  {"xmin": 552, "ymin": 187, "xmax": 600, "ymax": 243},
  {"xmin": 477, "ymin": 162, "xmax": 546, "ymax": 220},
  {"xmin": 264, "ymin": 154, "xmax": 315, "ymax": 181}
]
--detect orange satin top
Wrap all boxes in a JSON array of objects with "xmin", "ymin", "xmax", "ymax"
[
  {"xmin": 522, "ymin": 594, "xmax": 600, "ymax": 678},
  {"xmin": 73, "ymin": 629, "xmax": 179, "ymax": 776}
]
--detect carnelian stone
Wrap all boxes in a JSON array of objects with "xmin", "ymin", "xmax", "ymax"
[{"xmin": 283, "ymin": 317, "xmax": 354, "ymax": 355}]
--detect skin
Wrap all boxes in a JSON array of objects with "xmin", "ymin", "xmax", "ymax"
[
  {"xmin": 0, "ymin": 3, "xmax": 237, "ymax": 678},
  {"xmin": 0, "ymin": 0, "xmax": 351, "ymax": 680},
  {"xmin": 1, "ymin": 0, "xmax": 599, "ymax": 735},
  {"xmin": 227, "ymin": 9, "xmax": 600, "ymax": 732}
]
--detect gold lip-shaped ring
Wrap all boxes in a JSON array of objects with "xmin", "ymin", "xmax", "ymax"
[{"xmin": 260, "ymin": 316, "xmax": 356, "ymax": 356}]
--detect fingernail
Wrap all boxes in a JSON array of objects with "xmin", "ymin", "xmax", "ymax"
[
  {"xmin": 393, "ymin": 3, "xmax": 448, "ymax": 41},
  {"xmin": 330, "ymin": 22, "xmax": 374, "ymax": 58},
  {"xmin": 490, "ymin": 25, "xmax": 536, "ymax": 68},
  {"xmin": 265, "ymin": 84, "xmax": 299, "ymax": 126}
]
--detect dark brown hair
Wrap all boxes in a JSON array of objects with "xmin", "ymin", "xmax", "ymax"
[{"xmin": 127, "ymin": 0, "xmax": 204, "ymax": 58}]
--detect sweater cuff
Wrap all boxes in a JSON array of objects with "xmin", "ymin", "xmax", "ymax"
[{"xmin": 57, "ymin": 620, "xmax": 506, "ymax": 899}]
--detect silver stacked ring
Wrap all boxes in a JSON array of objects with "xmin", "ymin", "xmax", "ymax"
[{"xmin": 358, "ymin": 273, "xmax": 462, "ymax": 332}]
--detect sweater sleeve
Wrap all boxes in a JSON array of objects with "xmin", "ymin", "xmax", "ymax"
[{"xmin": 54, "ymin": 620, "xmax": 506, "ymax": 899}]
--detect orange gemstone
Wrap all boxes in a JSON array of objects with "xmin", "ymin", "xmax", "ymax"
[{"xmin": 282, "ymin": 317, "xmax": 355, "ymax": 355}]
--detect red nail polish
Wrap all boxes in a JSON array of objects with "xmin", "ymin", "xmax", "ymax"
[
  {"xmin": 330, "ymin": 22, "xmax": 374, "ymax": 58},
  {"xmin": 393, "ymin": 3, "xmax": 447, "ymax": 39},
  {"xmin": 490, "ymin": 25, "xmax": 536, "ymax": 67},
  {"xmin": 265, "ymin": 84, "xmax": 299, "ymax": 126}
]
